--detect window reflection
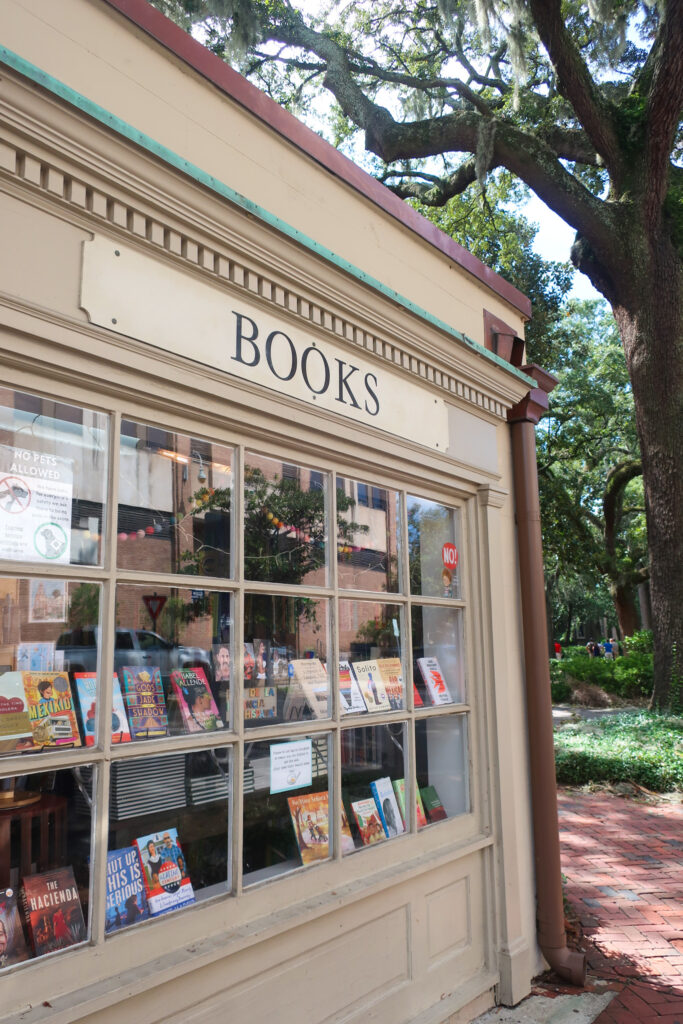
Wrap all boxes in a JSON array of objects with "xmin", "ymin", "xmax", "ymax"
[
  {"xmin": 416, "ymin": 716, "xmax": 469, "ymax": 820},
  {"xmin": 341, "ymin": 723, "xmax": 407, "ymax": 852},
  {"xmin": 407, "ymin": 495, "xmax": 461, "ymax": 599},
  {"xmin": 411, "ymin": 606, "xmax": 466, "ymax": 706},
  {"xmin": 338, "ymin": 600, "xmax": 404, "ymax": 713},
  {"xmin": 336, "ymin": 478, "xmax": 400, "ymax": 593}
]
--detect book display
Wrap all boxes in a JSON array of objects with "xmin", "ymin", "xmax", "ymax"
[
  {"xmin": 121, "ymin": 666, "xmax": 169, "ymax": 739},
  {"xmin": 338, "ymin": 660, "xmax": 367, "ymax": 714},
  {"xmin": 105, "ymin": 846, "xmax": 149, "ymax": 933},
  {"xmin": 416, "ymin": 657, "xmax": 453, "ymax": 706},
  {"xmin": 351, "ymin": 660, "xmax": 391, "ymax": 713},
  {"xmin": 350, "ymin": 798, "xmax": 386, "ymax": 846},
  {"xmin": 369, "ymin": 776, "xmax": 405, "ymax": 838},
  {"xmin": 244, "ymin": 687, "xmax": 277, "ymax": 720},
  {"xmin": 21, "ymin": 867, "xmax": 86, "ymax": 956},
  {"xmin": 284, "ymin": 659, "xmax": 329, "ymax": 720},
  {"xmin": 375, "ymin": 658, "xmax": 404, "ymax": 712},
  {"xmin": 22, "ymin": 672, "xmax": 81, "ymax": 748},
  {"xmin": 134, "ymin": 829, "xmax": 195, "ymax": 917},
  {"xmin": 170, "ymin": 667, "xmax": 223, "ymax": 733},
  {"xmin": 74, "ymin": 672, "xmax": 132, "ymax": 746},
  {"xmin": 0, "ymin": 888, "xmax": 31, "ymax": 967},
  {"xmin": 287, "ymin": 791, "xmax": 330, "ymax": 866},
  {"xmin": 0, "ymin": 671, "xmax": 33, "ymax": 753}
]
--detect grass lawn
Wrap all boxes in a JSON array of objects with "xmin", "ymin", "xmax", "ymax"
[{"xmin": 554, "ymin": 711, "xmax": 683, "ymax": 792}]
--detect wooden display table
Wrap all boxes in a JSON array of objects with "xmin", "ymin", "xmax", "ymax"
[{"xmin": 0, "ymin": 793, "xmax": 68, "ymax": 882}]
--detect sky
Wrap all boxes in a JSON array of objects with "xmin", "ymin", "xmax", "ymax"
[{"xmin": 522, "ymin": 195, "xmax": 602, "ymax": 301}]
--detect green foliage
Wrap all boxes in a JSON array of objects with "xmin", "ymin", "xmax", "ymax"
[
  {"xmin": 67, "ymin": 583, "xmax": 100, "ymax": 629},
  {"xmin": 554, "ymin": 712, "xmax": 683, "ymax": 792},
  {"xmin": 553, "ymin": 650, "xmax": 654, "ymax": 700},
  {"xmin": 550, "ymin": 678, "xmax": 573, "ymax": 703},
  {"xmin": 624, "ymin": 629, "xmax": 654, "ymax": 654}
]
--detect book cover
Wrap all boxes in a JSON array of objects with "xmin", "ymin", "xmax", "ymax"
[
  {"xmin": 268, "ymin": 645, "xmax": 289, "ymax": 685},
  {"xmin": 412, "ymin": 683, "xmax": 424, "ymax": 708},
  {"xmin": 243, "ymin": 686, "xmax": 277, "ymax": 720},
  {"xmin": 338, "ymin": 660, "xmax": 367, "ymax": 714},
  {"xmin": 170, "ymin": 667, "xmax": 223, "ymax": 733},
  {"xmin": 0, "ymin": 888, "xmax": 31, "ymax": 966},
  {"xmin": 0, "ymin": 671, "xmax": 33, "ymax": 752},
  {"xmin": 350, "ymin": 660, "xmax": 391, "ymax": 713},
  {"xmin": 134, "ymin": 829, "xmax": 195, "ymax": 917},
  {"xmin": 105, "ymin": 846, "xmax": 149, "ymax": 933},
  {"xmin": 74, "ymin": 672, "xmax": 131, "ymax": 746},
  {"xmin": 121, "ymin": 666, "xmax": 168, "ymax": 739},
  {"xmin": 288, "ymin": 659, "xmax": 329, "ymax": 719},
  {"xmin": 375, "ymin": 657, "xmax": 404, "ymax": 711},
  {"xmin": 369, "ymin": 776, "xmax": 405, "ymax": 838},
  {"xmin": 287, "ymin": 791, "xmax": 330, "ymax": 865},
  {"xmin": 351, "ymin": 797, "xmax": 386, "ymax": 845},
  {"xmin": 416, "ymin": 657, "xmax": 453, "ymax": 706},
  {"xmin": 21, "ymin": 867, "xmax": 86, "ymax": 956},
  {"xmin": 392, "ymin": 778, "xmax": 428, "ymax": 829},
  {"xmin": 340, "ymin": 808, "xmax": 356, "ymax": 854},
  {"xmin": 420, "ymin": 784, "xmax": 448, "ymax": 822},
  {"xmin": 253, "ymin": 639, "xmax": 269, "ymax": 682},
  {"xmin": 22, "ymin": 672, "xmax": 81, "ymax": 748},
  {"xmin": 243, "ymin": 643, "xmax": 255, "ymax": 685}
]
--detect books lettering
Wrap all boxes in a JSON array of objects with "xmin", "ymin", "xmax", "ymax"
[
  {"xmin": 22, "ymin": 671, "xmax": 81, "ymax": 748},
  {"xmin": 170, "ymin": 667, "xmax": 223, "ymax": 732},
  {"xmin": 351, "ymin": 660, "xmax": 391, "ymax": 713},
  {"xmin": 0, "ymin": 671, "xmax": 33, "ymax": 752},
  {"xmin": 351, "ymin": 797, "xmax": 386, "ymax": 845},
  {"xmin": 285, "ymin": 659, "xmax": 329, "ymax": 720},
  {"xmin": 21, "ymin": 867, "xmax": 86, "ymax": 956},
  {"xmin": 74, "ymin": 672, "xmax": 131, "ymax": 746},
  {"xmin": 134, "ymin": 828, "xmax": 194, "ymax": 917},
  {"xmin": 392, "ymin": 778, "xmax": 427, "ymax": 829},
  {"xmin": 244, "ymin": 686, "xmax": 277, "ymax": 720},
  {"xmin": 375, "ymin": 657, "xmax": 404, "ymax": 711},
  {"xmin": 0, "ymin": 888, "xmax": 31, "ymax": 966},
  {"xmin": 338, "ymin": 660, "xmax": 367, "ymax": 714},
  {"xmin": 105, "ymin": 847, "xmax": 149, "ymax": 933},
  {"xmin": 287, "ymin": 791, "xmax": 330, "ymax": 865},
  {"xmin": 416, "ymin": 657, "xmax": 453, "ymax": 706},
  {"xmin": 369, "ymin": 777, "xmax": 405, "ymax": 838},
  {"xmin": 420, "ymin": 784, "xmax": 448, "ymax": 822},
  {"xmin": 121, "ymin": 666, "xmax": 168, "ymax": 739}
]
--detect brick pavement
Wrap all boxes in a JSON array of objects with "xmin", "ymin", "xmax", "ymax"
[{"xmin": 558, "ymin": 789, "xmax": 683, "ymax": 1023}]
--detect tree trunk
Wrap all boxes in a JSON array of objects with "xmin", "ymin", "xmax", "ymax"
[
  {"xmin": 613, "ymin": 229, "xmax": 683, "ymax": 711},
  {"xmin": 611, "ymin": 581, "xmax": 640, "ymax": 639}
]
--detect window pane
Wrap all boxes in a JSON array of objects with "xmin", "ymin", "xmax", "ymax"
[
  {"xmin": 416, "ymin": 715, "xmax": 469, "ymax": 822},
  {"xmin": 0, "ymin": 766, "xmax": 92, "ymax": 966},
  {"xmin": 411, "ymin": 606, "xmax": 466, "ymax": 706},
  {"xmin": 244, "ymin": 453, "xmax": 327, "ymax": 586},
  {"xmin": 244, "ymin": 594, "xmax": 329, "ymax": 727},
  {"xmin": 0, "ymin": 578, "xmax": 101, "ymax": 758},
  {"xmin": 341, "ymin": 723, "xmax": 407, "ymax": 851},
  {"xmin": 407, "ymin": 495, "xmax": 461, "ymax": 599},
  {"xmin": 338, "ymin": 600, "xmax": 404, "ymax": 712},
  {"xmin": 336, "ymin": 477, "xmax": 400, "ymax": 594},
  {"xmin": 106, "ymin": 748, "xmax": 231, "ymax": 931},
  {"xmin": 113, "ymin": 585, "xmax": 232, "ymax": 737},
  {"xmin": 118, "ymin": 421, "xmax": 233, "ymax": 578},
  {"xmin": 0, "ymin": 387, "xmax": 108, "ymax": 567},
  {"xmin": 243, "ymin": 735, "xmax": 331, "ymax": 884}
]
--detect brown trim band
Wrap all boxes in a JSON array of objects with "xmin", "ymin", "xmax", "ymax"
[{"xmin": 102, "ymin": 0, "xmax": 532, "ymax": 319}]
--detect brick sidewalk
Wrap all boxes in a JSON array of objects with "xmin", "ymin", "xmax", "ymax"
[{"xmin": 558, "ymin": 789, "xmax": 683, "ymax": 1022}]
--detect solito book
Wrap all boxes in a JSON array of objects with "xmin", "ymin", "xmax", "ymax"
[
  {"xmin": 121, "ymin": 666, "xmax": 168, "ymax": 739},
  {"xmin": 21, "ymin": 867, "xmax": 86, "ymax": 956},
  {"xmin": 350, "ymin": 660, "xmax": 391, "ymax": 713},
  {"xmin": 287, "ymin": 791, "xmax": 330, "ymax": 866},
  {"xmin": 21, "ymin": 671, "xmax": 81, "ymax": 748},
  {"xmin": 170, "ymin": 667, "xmax": 223, "ymax": 732},
  {"xmin": 134, "ymin": 829, "xmax": 195, "ymax": 917}
]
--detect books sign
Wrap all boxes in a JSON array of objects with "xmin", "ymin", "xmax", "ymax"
[{"xmin": 0, "ymin": 444, "xmax": 72, "ymax": 564}]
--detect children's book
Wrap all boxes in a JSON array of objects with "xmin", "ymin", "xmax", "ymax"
[
  {"xmin": 338, "ymin": 660, "xmax": 367, "ymax": 714},
  {"xmin": 420, "ymin": 784, "xmax": 448, "ymax": 822},
  {"xmin": 134, "ymin": 828, "xmax": 195, "ymax": 917},
  {"xmin": 105, "ymin": 846, "xmax": 149, "ymax": 933},
  {"xmin": 170, "ymin": 667, "xmax": 223, "ymax": 733},
  {"xmin": 350, "ymin": 660, "xmax": 391, "ymax": 713},
  {"xmin": 121, "ymin": 666, "xmax": 168, "ymax": 739},
  {"xmin": 243, "ymin": 686, "xmax": 277, "ymax": 720},
  {"xmin": 21, "ymin": 867, "xmax": 86, "ymax": 956},
  {"xmin": 287, "ymin": 791, "xmax": 330, "ymax": 865},
  {"xmin": 375, "ymin": 657, "xmax": 404, "ymax": 711},
  {"xmin": 0, "ymin": 888, "xmax": 31, "ymax": 966},
  {"xmin": 369, "ymin": 776, "xmax": 406, "ymax": 838},
  {"xmin": 0, "ymin": 671, "xmax": 33, "ymax": 752},
  {"xmin": 416, "ymin": 657, "xmax": 453, "ymax": 706},
  {"xmin": 285, "ymin": 659, "xmax": 329, "ymax": 720},
  {"xmin": 351, "ymin": 797, "xmax": 386, "ymax": 846},
  {"xmin": 392, "ymin": 778, "xmax": 427, "ymax": 829},
  {"xmin": 22, "ymin": 672, "xmax": 81, "ymax": 748},
  {"xmin": 74, "ymin": 672, "xmax": 131, "ymax": 746}
]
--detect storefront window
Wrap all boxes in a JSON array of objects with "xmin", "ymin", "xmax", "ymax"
[
  {"xmin": 118, "ymin": 421, "xmax": 234, "ymax": 578},
  {"xmin": 336, "ymin": 477, "xmax": 400, "ymax": 593},
  {"xmin": 411, "ymin": 606, "xmax": 466, "ymax": 706},
  {"xmin": 341, "ymin": 722, "xmax": 407, "ymax": 850},
  {"xmin": 338, "ymin": 600, "xmax": 404, "ymax": 712},
  {"xmin": 243, "ymin": 453, "xmax": 328, "ymax": 586},
  {"xmin": 243, "ymin": 594, "xmax": 329, "ymax": 726},
  {"xmin": 415, "ymin": 716, "xmax": 469, "ymax": 821},
  {"xmin": 407, "ymin": 494, "xmax": 461, "ymax": 599},
  {"xmin": 0, "ymin": 388, "xmax": 108, "ymax": 568},
  {"xmin": 243, "ymin": 734, "xmax": 331, "ymax": 884},
  {"xmin": 0, "ymin": 766, "xmax": 92, "ymax": 967}
]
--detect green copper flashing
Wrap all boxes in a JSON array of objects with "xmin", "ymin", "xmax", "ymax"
[{"xmin": 0, "ymin": 44, "xmax": 535, "ymax": 389}]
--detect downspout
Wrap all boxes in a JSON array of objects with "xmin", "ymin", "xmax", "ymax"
[{"xmin": 508, "ymin": 364, "xmax": 586, "ymax": 987}]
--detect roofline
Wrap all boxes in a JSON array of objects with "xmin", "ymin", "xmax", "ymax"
[{"xmin": 102, "ymin": 0, "xmax": 532, "ymax": 320}]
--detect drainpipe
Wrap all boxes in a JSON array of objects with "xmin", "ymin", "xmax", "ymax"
[{"xmin": 508, "ymin": 364, "xmax": 586, "ymax": 987}]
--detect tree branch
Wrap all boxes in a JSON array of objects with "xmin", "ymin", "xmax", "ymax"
[
  {"xmin": 603, "ymin": 461, "xmax": 642, "ymax": 561},
  {"xmin": 644, "ymin": 1, "xmax": 683, "ymax": 220}
]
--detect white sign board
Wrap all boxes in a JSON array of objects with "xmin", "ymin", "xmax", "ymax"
[
  {"xmin": 81, "ymin": 238, "xmax": 449, "ymax": 452},
  {"xmin": 270, "ymin": 738, "xmax": 313, "ymax": 794},
  {"xmin": 0, "ymin": 445, "xmax": 72, "ymax": 563}
]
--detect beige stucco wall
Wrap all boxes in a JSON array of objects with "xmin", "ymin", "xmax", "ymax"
[{"xmin": 0, "ymin": 4, "xmax": 541, "ymax": 1021}]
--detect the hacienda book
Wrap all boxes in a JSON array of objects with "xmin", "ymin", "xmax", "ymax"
[{"xmin": 21, "ymin": 867, "xmax": 86, "ymax": 956}]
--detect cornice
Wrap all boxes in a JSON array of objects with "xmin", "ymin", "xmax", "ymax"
[{"xmin": 0, "ymin": 68, "xmax": 532, "ymax": 423}]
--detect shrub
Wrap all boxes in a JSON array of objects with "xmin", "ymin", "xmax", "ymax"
[
  {"xmin": 624, "ymin": 629, "xmax": 654, "ymax": 654},
  {"xmin": 549, "ymin": 650, "xmax": 654, "ymax": 701},
  {"xmin": 551, "ymin": 679, "xmax": 572, "ymax": 703},
  {"xmin": 612, "ymin": 653, "xmax": 654, "ymax": 698}
]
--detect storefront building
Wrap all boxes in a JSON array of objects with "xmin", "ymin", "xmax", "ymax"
[{"xmin": 0, "ymin": 1, "xmax": 570, "ymax": 1021}]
